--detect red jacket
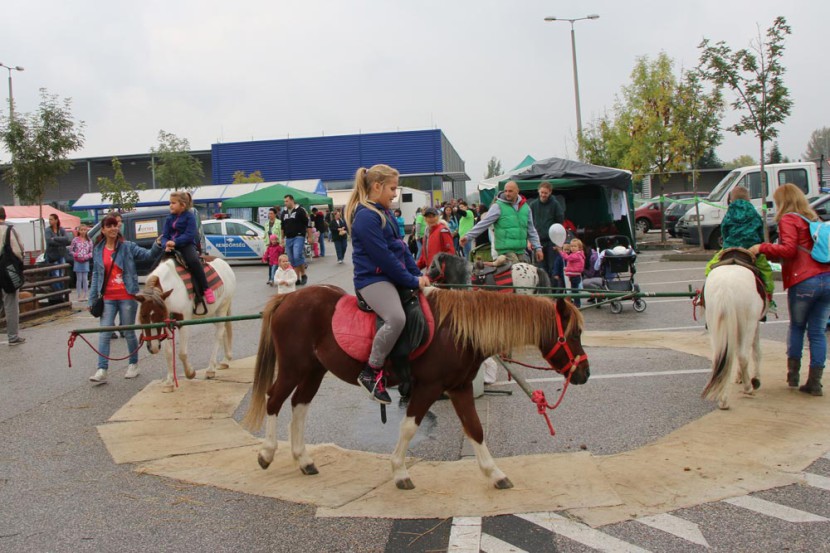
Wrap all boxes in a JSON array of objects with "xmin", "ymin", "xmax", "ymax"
[
  {"xmin": 417, "ymin": 222, "xmax": 455, "ymax": 269},
  {"xmin": 759, "ymin": 213, "xmax": 830, "ymax": 289}
]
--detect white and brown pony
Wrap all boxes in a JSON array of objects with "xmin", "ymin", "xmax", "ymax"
[
  {"xmin": 701, "ymin": 252, "xmax": 766, "ymax": 409},
  {"xmin": 427, "ymin": 252, "xmax": 551, "ymax": 295},
  {"xmin": 136, "ymin": 257, "xmax": 236, "ymax": 392},
  {"xmin": 243, "ymin": 285, "xmax": 589, "ymax": 490}
]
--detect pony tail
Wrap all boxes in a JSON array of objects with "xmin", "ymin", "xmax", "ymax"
[{"xmin": 243, "ymin": 294, "xmax": 287, "ymax": 431}]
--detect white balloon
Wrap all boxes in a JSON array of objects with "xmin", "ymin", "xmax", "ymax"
[{"xmin": 548, "ymin": 223, "xmax": 567, "ymax": 246}]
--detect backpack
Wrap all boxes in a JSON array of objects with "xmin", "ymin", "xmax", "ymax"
[
  {"xmin": 0, "ymin": 225, "xmax": 25, "ymax": 293},
  {"xmin": 796, "ymin": 214, "xmax": 830, "ymax": 263}
]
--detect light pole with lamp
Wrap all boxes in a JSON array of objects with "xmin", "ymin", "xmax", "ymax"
[
  {"xmin": 544, "ymin": 15, "xmax": 598, "ymax": 156},
  {"xmin": 0, "ymin": 62, "xmax": 25, "ymax": 205}
]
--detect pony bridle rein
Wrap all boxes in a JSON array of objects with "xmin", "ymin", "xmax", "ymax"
[{"xmin": 542, "ymin": 307, "xmax": 585, "ymax": 376}]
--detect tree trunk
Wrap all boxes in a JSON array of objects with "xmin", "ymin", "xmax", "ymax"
[
  {"xmin": 659, "ymin": 178, "xmax": 667, "ymax": 244},
  {"xmin": 694, "ymin": 169, "xmax": 705, "ymax": 250},
  {"xmin": 760, "ymin": 140, "xmax": 769, "ymax": 243}
]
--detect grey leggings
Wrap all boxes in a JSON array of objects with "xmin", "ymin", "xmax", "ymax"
[{"xmin": 358, "ymin": 280, "xmax": 406, "ymax": 369}]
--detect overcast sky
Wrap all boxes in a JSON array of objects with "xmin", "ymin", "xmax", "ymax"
[{"xmin": 2, "ymin": 0, "xmax": 828, "ymax": 189}]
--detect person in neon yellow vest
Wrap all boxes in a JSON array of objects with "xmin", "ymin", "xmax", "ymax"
[{"xmin": 460, "ymin": 181, "xmax": 544, "ymax": 264}]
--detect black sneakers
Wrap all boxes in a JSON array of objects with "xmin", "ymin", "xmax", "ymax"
[
  {"xmin": 301, "ymin": 274, "xmax": 308, "ymax": 285},
  {"xmin": 357, "ymin": 365, "xmax": 391, "ymax": 404}
]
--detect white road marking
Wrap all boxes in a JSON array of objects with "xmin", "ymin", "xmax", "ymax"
[
  {"xmin": 448, "ymin": 516, "xmax": 482, "ymax": 553},
  {"xmin": 635, "ymin": 513, "xmax": 710, "ymax": 548},
  {"xmin": 805, "ymin": 472, "xmax": 830, "ymax": 492},
  {"xmin": 493, "ymin": 368, "xmax": 710, "ymax": 387},
  {"xmin": 516, "ymin": 512, "xmax": 652, "ymax": 553},
  {"xmin": 480, "ymin": 532, "xmax": 530, "ymax": 553},
  {"xmin": 723, "ymin": 496, "xmax": 829, "ymax": 523}
]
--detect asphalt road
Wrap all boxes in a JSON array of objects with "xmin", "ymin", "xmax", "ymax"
[{"xmin": 2, "ymin": 243, "xmax": 829, "ymax": 553}]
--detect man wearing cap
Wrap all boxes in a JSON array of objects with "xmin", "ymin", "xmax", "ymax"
[
  {"xmin": 417, "ymin": 206, "xmax": 455, "ymax": 269},
  {"xmin": 459, "ymin": 181, "xmax": 544, "ymax": 264}
]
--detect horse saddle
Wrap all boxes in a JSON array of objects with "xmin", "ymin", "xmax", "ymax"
[
  {"xmin": 471, "ymin": 257, "xmax": 514, "ymax": 293},
  {"xmin": 700, "ymin": 247, "xmax": 767, "ymax": 311},
  {"xmin": 167, "ymin": 252, "xmax": 224, "ymax": 314},
  {"xmin": 331, "ymin": 290, "xmax": 435, "ymax": 382}
]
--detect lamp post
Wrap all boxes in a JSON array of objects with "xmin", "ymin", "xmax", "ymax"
[
  {"xmin": 0, "ymin": 62, "xmax": 24, "ymax": 205},
  {"xmin": 544, "ymin": 15, "xmax": 598, "ymax": 155}
]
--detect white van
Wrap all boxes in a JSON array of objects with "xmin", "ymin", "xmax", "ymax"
[{"xmin": 676, "ymin": 162, "xmax": 820, "ymax": 249}]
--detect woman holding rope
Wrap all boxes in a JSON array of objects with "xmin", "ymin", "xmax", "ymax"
[{"xmin": 87, "ymin": 215, "xmax": 162, "ymax": 384}]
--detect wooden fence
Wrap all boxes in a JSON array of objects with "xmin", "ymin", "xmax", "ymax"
[{"xmin": 0, "ymin": 263, "xmax": 72, "ymax": 327}]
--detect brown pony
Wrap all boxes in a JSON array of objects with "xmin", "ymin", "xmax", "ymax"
[{"xmin": 243, "ymin": 285, "xmax": 589, "ymax": 490}]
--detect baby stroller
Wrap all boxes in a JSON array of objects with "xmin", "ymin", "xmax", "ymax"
[{"xmin": 594, "ymin": 235, "xmax": 646, "ymax": 314}]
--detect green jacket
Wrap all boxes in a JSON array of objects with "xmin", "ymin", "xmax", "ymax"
[
  {"xmin": 529, "ymin": 196, "xmax": 564, "ymax": 245},
  {"xmin": 457, "ymin": 208, "xmax": 475, "ymax": 237},
  {"xmin": 264, "ymin": 219, "xmax": 282, "ymax": 244},
  {"xmin": 721, "ymin": 199, "xmax": 764, "ymax": 249},
  {"xmin": 494, "ymin": 200, "xmax": 530, "ymax": 254}
]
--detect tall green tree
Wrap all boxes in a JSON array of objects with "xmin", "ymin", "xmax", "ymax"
[
  {"xmin": 767, "ymin": 142, "xmax": 784, "ymax": 164},
  {"xmin": 150, "ymin": 130, "xmax": 204, "ymax": 191},
  {"xmin": 485, "ymin": 156, "xmax": 502, "ymax": 178},
  {"xmin": 232, "ymin": 170, "xmax": 264, "ymax": 184},
  {"xmin": 98, "ymin": 158, "xmax": 144, "ymax": 212},
  {"xmin": 579, "ymin": 113, "xmax": 628, "ymax": 169},
  {"xmin": 1, "ymin": 89, "xmax": 85, "ymax": 245},
  {"xmin": 804, "ymin": 127, "xmax": 830, "ymax": 161},
  {"xmin": 699, "ymin": 16, "xmax": 793, "ymax": 240},
  {"xmin": 619, "ymin": 53, "xmax": 686, "ymax": 242},
  {"xmin": 724, "ymin": 155, "xmax": 757, "ymax": 169},
  {"xmin": 674, "ymin": 68, "xmax": 724, "ymax": 248}
]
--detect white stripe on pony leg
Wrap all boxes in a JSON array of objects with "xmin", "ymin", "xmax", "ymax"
[
  {"xmin": 178, "ymin": 327, "xmax": 195, "ymax": 380},
  {"xmin": 391, "ymin": 416, "xmax": 419, "ymax": 489},
  {"xmin": 470, "ymin": 439, "xmax": 512, "ymax": 489},
  {"xmin": 258, "ymin": 414, "xmax": 279, "ymax": 469},
  {"xmin": 205, "ymin": 320, "xmax": 225, "ymax": 379},
  {"xmin": 220, "ymin": 318, "xmax": 233, "ymax": 369},
  {"xmin": 161, "ymin": 339, "xmax": 175, "ymax": 393},
  {"xmin": 290, "ymin": 403, "xmax": 317, "ymax": 475}
]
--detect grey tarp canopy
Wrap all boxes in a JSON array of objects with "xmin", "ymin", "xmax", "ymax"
[{"xmin": 491, "ymin": 157, "xmax": 636, "ymax": 247}]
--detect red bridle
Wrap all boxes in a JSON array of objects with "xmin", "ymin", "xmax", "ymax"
[{"xmin": 542, "ymin": 305, "xmax": 586, "ymax": 375}]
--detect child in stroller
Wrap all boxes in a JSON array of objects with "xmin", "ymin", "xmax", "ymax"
[{"xmin": 584, "ymin": 235, "xmax": 646, "ymax": 314}]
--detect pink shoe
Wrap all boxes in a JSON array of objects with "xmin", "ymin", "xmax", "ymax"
[{"xmin": 204, "ymin": 288, "xmax": 216, "ymax": 304}]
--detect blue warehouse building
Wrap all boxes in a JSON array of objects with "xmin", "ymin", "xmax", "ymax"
[{"xmin": 211, "ymin": 129, "xmax": 469, "ymax": 200}]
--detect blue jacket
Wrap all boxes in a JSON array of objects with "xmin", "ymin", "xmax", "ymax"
[
  {"xmin": 161, "ymin": 210, "xmax": 197, "ymax": 249},
  {"xmin": 351, "ymin": 203, "xmax": 421, "ymax": 290},
  {"xmin": 89, "ymin": 240, "xmax": 162, "ymax": 306}
]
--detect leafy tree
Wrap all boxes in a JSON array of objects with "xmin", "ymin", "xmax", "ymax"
[
  {"xmin": 98, "ymin": 158, "xmax": 144, "ymax": 212},
  {"xmin": 724, "ymin": 155, "xmax": 757, "ymax": 169},
  {"xmin": 1, "ymin": 89, "xmax": 85, "ymax": 245},
  {"xmin": 579, "ymin": 113, "xmax": 628, "ymax": 169},
  {"xmin": 699, "ymin": 16, "xmax": 793, "ymax": 240},
  {"xmin": 674, "ymin": 68, "xmax": 724, "ymax": 248},
  {"xmin": 804, "ymin": 127, "xmax": 830, "ymax": 161},
  {"xmin": 697, "ymin": 148, "xmax": 723, "ymax": 169},
  {"xmin": 150, "ymin": 130, "xmax": 204, "ymax": 191},
  {"xmin": 232, "ymin": 170, "xmax": 264, "ymax": 184},
  {"xmin": 767, "ymin": 142, "xmax": 783, "ymax": 164},
  {"xmin": 619, "ymin": 53, "xmax": 686, "ymax": 242},
  {"xmin": 485, "ymin": 156, "xmax": 502, "ymax": 178}
]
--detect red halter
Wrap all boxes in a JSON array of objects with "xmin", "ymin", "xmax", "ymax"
[{"xmin": 542, "ymin": 304, "xmax": 586, "ymax": 375}]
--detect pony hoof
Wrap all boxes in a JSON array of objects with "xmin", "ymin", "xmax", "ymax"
[
  {"xmin": 396, "ymin": 478, "xmax": 415, "ymax": 490},
  {"xmin": 751, "ymin": 377, "xmax": 761, "ymax": 390},
  {"xmin": 300, "ymin": 463, "xmax": 318, "ymax": 475},
  {"xmin": 161, "ymin": 384, "xmax": 175, "ymax": 393},
  {"xmin": 185, "ymin": 369, "xmax": 196, "ymax": 380},
  {"xmin": 205, "ymin": 370, "xmax": 216, "ymax": 380},
  {"xmin": 258, "ymin": 454, "xmax": 271, "ymax": 470},
  {"xmin": 219, "ymin": 362, "xmax": 230, "ymax": 369},
  {"xmin": 494, "ymin": 477, "xmax": 514, "ymax": 490}
]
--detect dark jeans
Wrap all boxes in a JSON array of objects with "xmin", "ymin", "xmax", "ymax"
[
  {"xmin": 179, "ymin": 243, "xmax": 209, "ymax": 292},
  {"xmin": 333, "ymin": 239, "xmax": 348, "ymax": 262},
  {"xmin": 787, "ymin": 272, "xmax": 830, "ymax": 368},
  {"xmin": 566, "ymin": 275, "xmax": 582, "ymax": 307},
  {"xmin": 536, "ymin": 243, "xmax": 565, "ymax": 290}
]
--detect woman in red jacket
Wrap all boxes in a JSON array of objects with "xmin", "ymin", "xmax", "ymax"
[
  {"xmin": 417, "ymin": 207, "xmax": 455, "ymax": 270},
  {"xmin": 749, "ymin": 183, "xmax": 830, "ymax": 396}
]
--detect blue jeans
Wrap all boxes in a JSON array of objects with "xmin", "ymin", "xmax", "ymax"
[
  {"xmin": 97, "ymin": 299, "xmax": 139, "ymax": 369},
  {"xmin": 787, "ymin": 272, "xmax": 830, "ymax": 368},
  {"xmin": 334, "ymin": 239, "xmax": 348, "ymax": 262},
  {"xmin": 268, "ymin": 265, "xmax": 278, "ymax": 281},
  {"xmin": 318, "ymin": 235, "xmax": 325, "ymax": 257},
  {"xmin": 51, "ymin": 256, "xmax": 66, "ymax": 290},
  {"xmin": 285, "ymin": 236, "xmax": 305, "ymax": 267}
]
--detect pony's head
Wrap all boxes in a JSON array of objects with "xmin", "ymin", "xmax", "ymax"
[
  {"xmin": 429, "ymin": 290, "xmax": 589, "ymax": 384},
  {"xmin": 135, "ymin": 275, "xmax": 173, "ymax": 354},
  {"xmin": 427, "ymin": 252, "xmax": 469, "ymax": 285}
]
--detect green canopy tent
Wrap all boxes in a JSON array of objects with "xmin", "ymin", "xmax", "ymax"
[
  {"xmin": 481, "ymin": 157, "xmax": 636, "ymax": 248},
  {"xmin": 222, "ymin": 183, "xmax": 333, "ymax": 211}
]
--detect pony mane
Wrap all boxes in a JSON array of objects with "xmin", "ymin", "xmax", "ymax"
[{"xmin": 428, "ymin": 289, "xmax": 583, "ymax": 357}]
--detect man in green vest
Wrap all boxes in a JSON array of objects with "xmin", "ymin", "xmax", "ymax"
[{"xmin": 460, "ymin": 181, "xmax": 544, "ymax": 264}]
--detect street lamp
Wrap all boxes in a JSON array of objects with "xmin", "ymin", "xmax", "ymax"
[
  {"xmin": 0, "ymin": 62, "xmax": 24, "ymax": 122},
  {"xmin": 544, "ymin": 15, "xmax": 599, "ymax": 153},
  {"xmin": 0, "ymin": 62, "xmax": 24, "ymax": 205}
]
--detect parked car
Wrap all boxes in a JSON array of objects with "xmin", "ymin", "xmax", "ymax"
[
  {"xmin": 665, "ymin": 201, "xmax": 695, "ymax": 237},
  {"xmin": 634, "ymin": 192, "xmax": 696, "ymax": 234},
  {"xmin": 810, "ymin": 194, "xmax": 830, "ymax": 221},
  {"xmin": 88, "ymin": 208, "xmax": 207, "ymax": 276},
  {"xmin": 201, "ymin": 218, "xmax": 267, "ymax": 261}
]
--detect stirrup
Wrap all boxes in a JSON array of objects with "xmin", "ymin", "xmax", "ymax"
[{"xmin": 193, "ymin": 297, "xmax": 208, "ymax": 316}]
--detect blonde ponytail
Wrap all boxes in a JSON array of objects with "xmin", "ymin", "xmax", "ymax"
[{"xmin": 344, "ymin": 164, "xmax": 399, "ymax": 229}]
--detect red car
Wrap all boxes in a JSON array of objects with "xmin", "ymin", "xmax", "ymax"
[{"xmin": 634, "ymin": 193, "xmax": 695, "ymax": 233}]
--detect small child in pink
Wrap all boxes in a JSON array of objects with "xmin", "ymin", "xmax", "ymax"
[
  {"xmin": 561, "ymin": 238, "xmax": 586, "ymax": 307},
  {"xmin": 262, "ymin": 234, "xmax": 285, "ymax": 286},
  {"xmin": 274, "ymin": 254, "xmax": 297, "ymax": 294}
]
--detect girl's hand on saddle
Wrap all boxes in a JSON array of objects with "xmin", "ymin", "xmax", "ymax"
[
  {"xmin": 748, "ymin": 244, "xmax": 761, "ymax": 256},
  {"xmin": 165, "ymin": 240, "xmax": 176, "ymax": 251},
  {"xmin": 417, "ymin": 275, "xmax": 431, "ymax": 290}
]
